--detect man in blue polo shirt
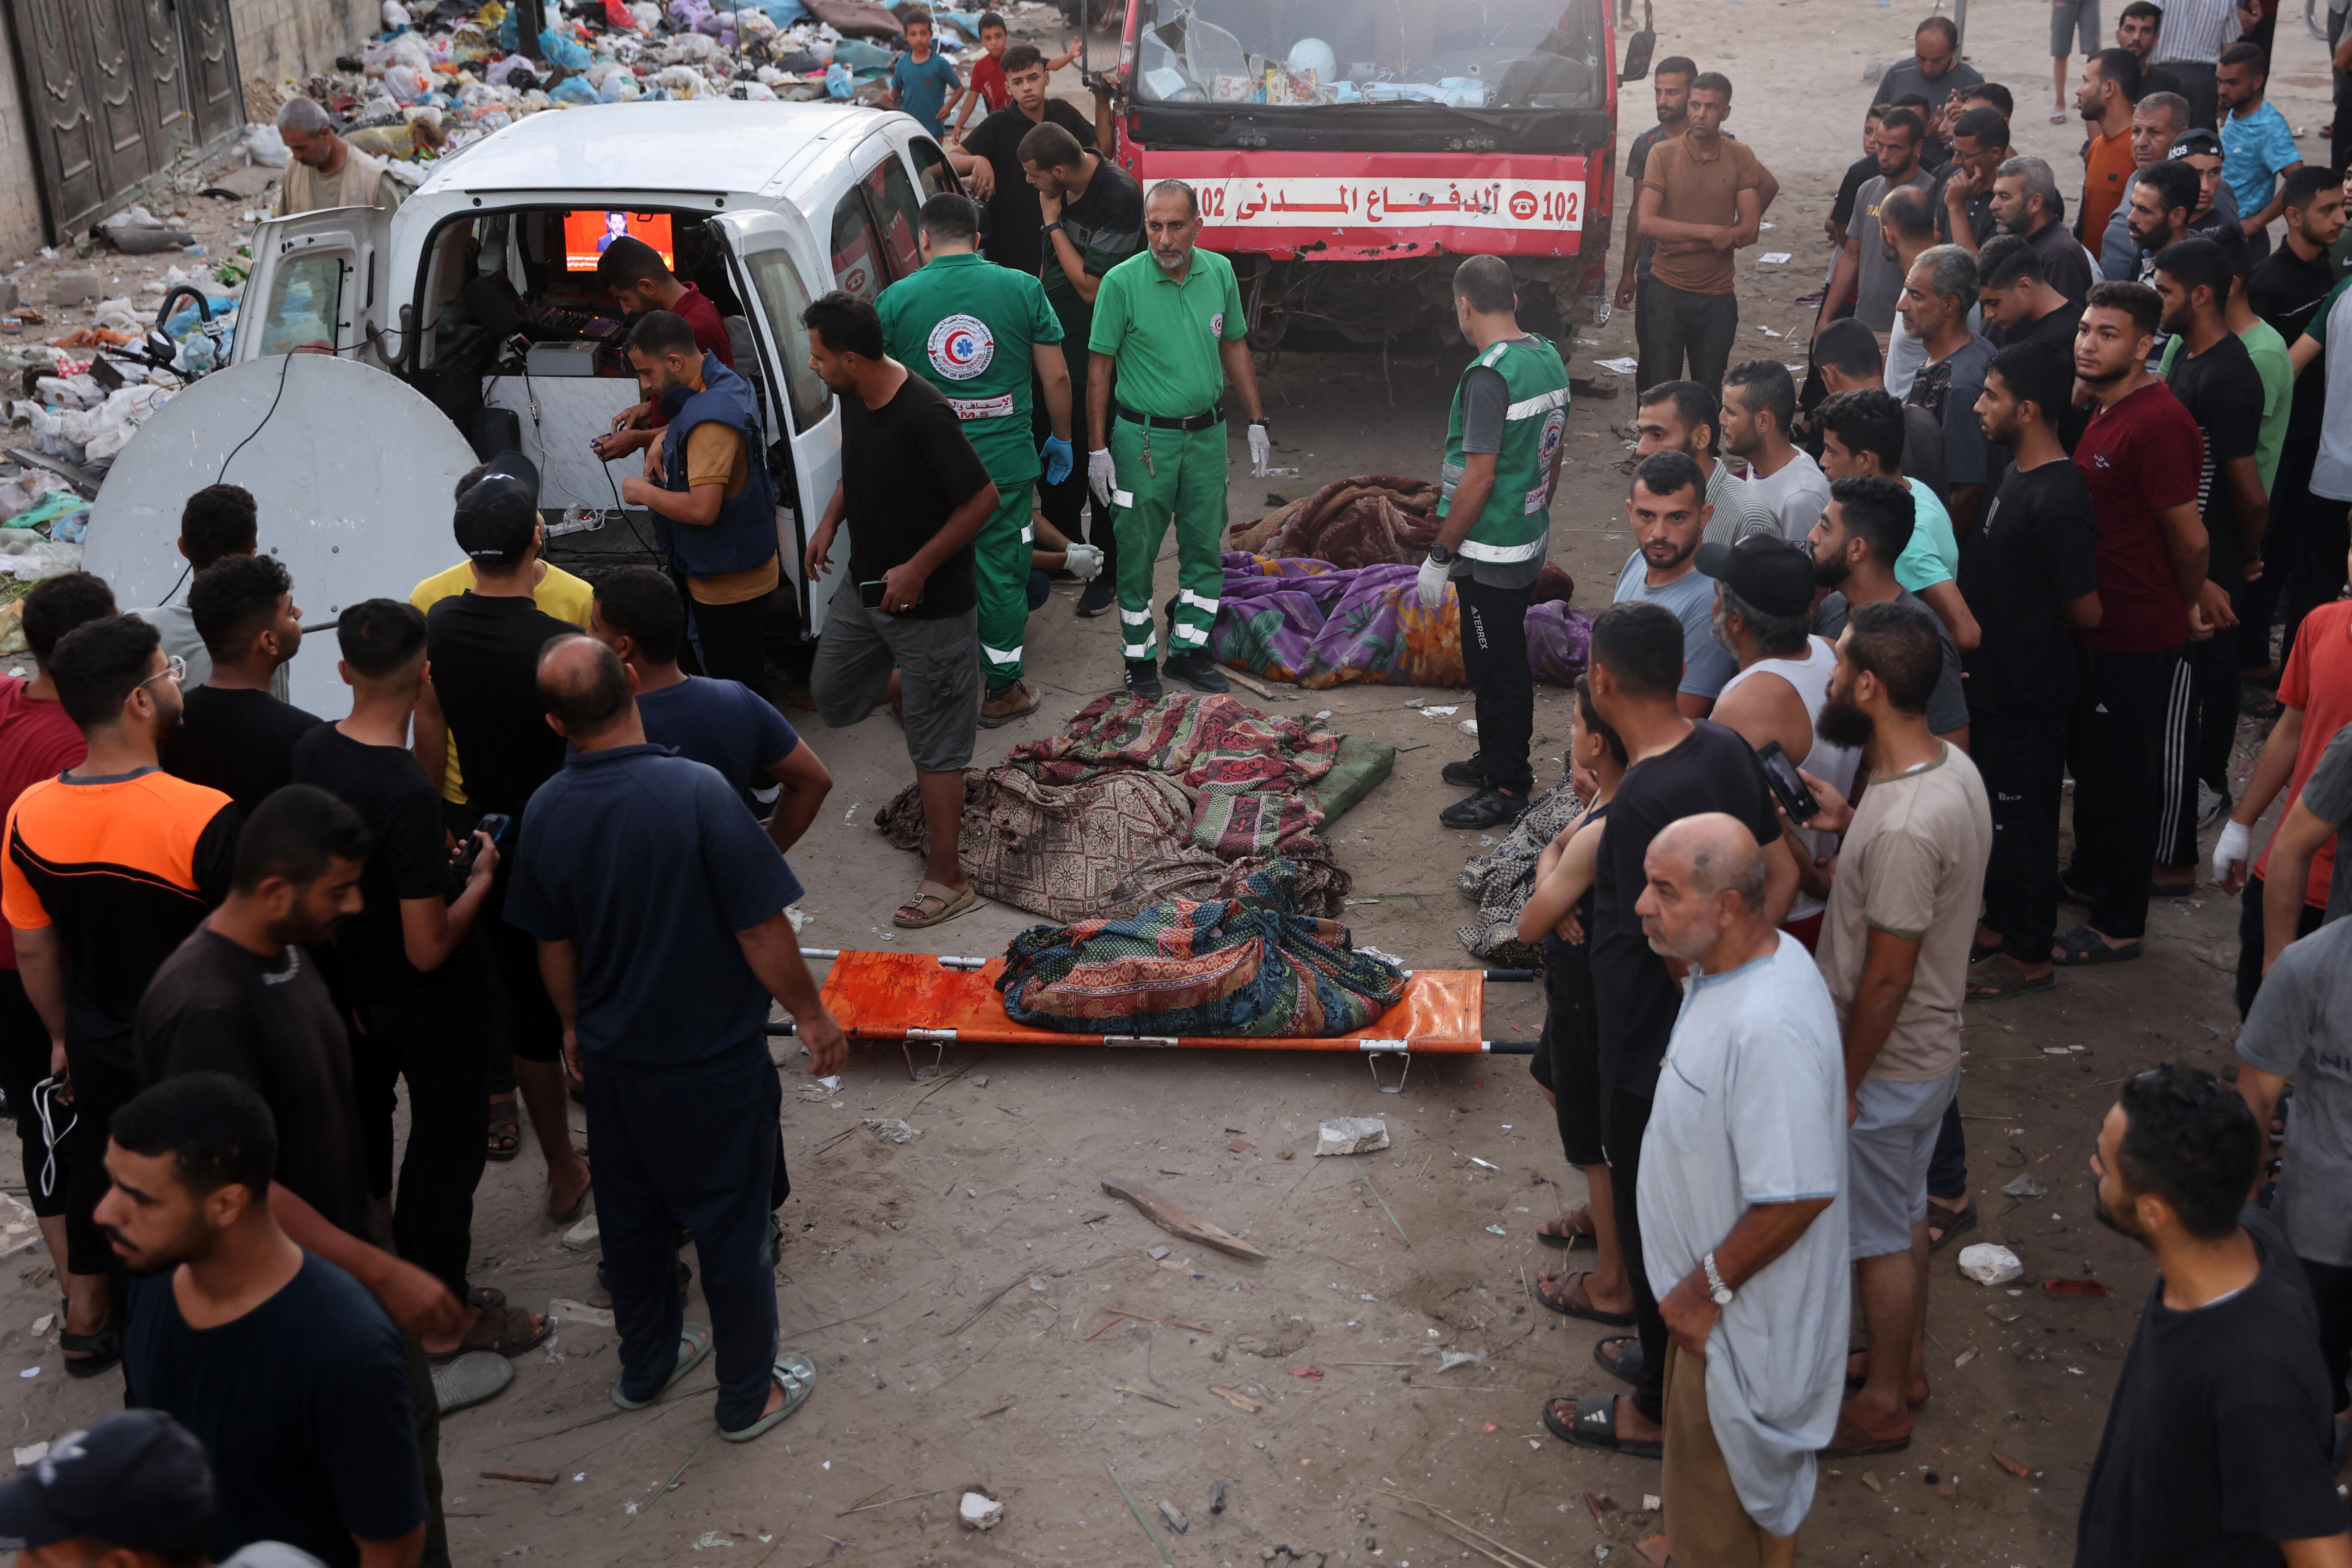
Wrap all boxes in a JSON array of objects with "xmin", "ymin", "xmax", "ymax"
[{"xmin": 504, "ymin": 636, "xmax": 848, "ymax": 1446}]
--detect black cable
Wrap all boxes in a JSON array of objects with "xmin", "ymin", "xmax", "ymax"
[{"xmin": 216, "ymin": 347, "xmax": 297, "ymax": 487}]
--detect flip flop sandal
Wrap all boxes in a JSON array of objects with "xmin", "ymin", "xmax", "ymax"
[
  {"xmin": 720, "ymin": 1351, "xmax": 818, "ymax": 1443},
  {"xmin": 1546, "ymin": 1393, "xmax": 1663, "ymax": 1459},
  {"xmin": 486, "ymin": 1099, "xmax": 521, "ymax": 1163},
  {"xmin": 1535, "ymin": 1206, "xmax": 1596, "ymax": 1250},
  {"xmin": 470, "ymin": 1287, "xmax": 507, "ymax": 1312},
  {"xmin": 548, "ymin": 1182, "xmax": 592, "ymax": 1228},
  {"xmin": 612, "ymin": 1323, "xmax": 714, "ymax": 1411},
  {"xmin": 2052, "ymin": 927, "xmax": 2141, "ymax": 967},
  {"xmin": 1819, "ymin": 1415, "xmax": 1912, "ymax": 1458},
  {"xmin": 1594, "ymin": 1335, "xmax": 1644, "ymax": 1386},
  {"xmin": 432, "ymin": 1351, "xmax": 515, "ymax": 1415},
  {"xmin": 1927, "ymin": 1203, "xmax": 1978, "ymax": 1253},
  {"xmin": 1966, "ymin": 954, "xmax": 2057, "ymax": 1004},
  {"xmin": 60, "ymin": 1317, "xmax": 121, "ymax": 1379},
  {"xmin": 428, "ymin": 1303, "xmax": 553, "ymax": 1364},
  {"xmin": 1528, "ymin": 1271, "xmax": 1635, "ymax": 1326},
  {"xmin": 894, "ymin": 879, "xmax": 977, "ymax": 930}
]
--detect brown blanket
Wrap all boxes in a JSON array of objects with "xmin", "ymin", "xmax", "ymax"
[{"xmin": 1231, "ymin": 475, "xmax": 1441, "ymax": 568}]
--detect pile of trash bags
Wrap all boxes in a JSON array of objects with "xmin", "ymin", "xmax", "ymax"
[{"xmin": 254, "ymin": 0, "xmax": 1050, "ymax": 168}]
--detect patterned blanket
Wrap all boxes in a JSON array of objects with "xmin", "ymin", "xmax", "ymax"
[
  {"xmin": 1211, "ymin": 554, "xmax": 1594, "ymax": 691},
  {"xmin": 875, "ymin": 693, "xmax": 1355, "ymax": 922},
  {"xmin": 1455, "ymin": 775, "xmax": 1590, "ymax": 965},
  {"xmin": 996, "ymin": 861, "xmax": 1406, "ymax": 1037}
]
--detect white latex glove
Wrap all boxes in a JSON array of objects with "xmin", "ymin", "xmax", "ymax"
[
  {"xmin": 1246, "ymin": 421, "xmax": 1271, "ymax": 477},
  {"xmin": 2212, "ymin": 817, "xmax": 2253, "ymax": 890},
  {"xmin": 1415, "ymin": 554, "xmax": 1450, "ymax": 611},
  {"xmin": 1063, "ymin": 542, "xmax": 1103, "ymax": 581},
  {"xmin": 1087, "ymin": 447, "xmax": 1117, "ymax": 508}
]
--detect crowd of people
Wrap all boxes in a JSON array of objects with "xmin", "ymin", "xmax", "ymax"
[
  {"xmin": 1442, "ymin": 10, "xmax": 2352, "ymax": 1563},
  {"xmin": 6, "ymin": 8, "xmax": 2352, "ymax": 1566}
]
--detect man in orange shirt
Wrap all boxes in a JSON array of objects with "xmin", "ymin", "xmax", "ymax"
[{"xmin": 2078, "ymin": 48, "xmax": 2143, "ymax": 245}]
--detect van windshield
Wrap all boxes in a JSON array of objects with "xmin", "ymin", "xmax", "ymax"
[{"xmin": 1130, "ymin": 0, "xmax": 1603, "ymax": 110}]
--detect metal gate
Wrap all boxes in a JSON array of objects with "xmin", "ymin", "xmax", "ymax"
[{"xmin": 6, "ymin": 0, "xmax": 244, "ymax": 244}]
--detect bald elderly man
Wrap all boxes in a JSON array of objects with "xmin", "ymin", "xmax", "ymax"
[
  {"xmin": 1633, "ymin": 813, "xmax": 1850, "ymax": 1568},
  {"xmin": 502, "ymin": 636, "xmax": 845, "ymax": 1444}
]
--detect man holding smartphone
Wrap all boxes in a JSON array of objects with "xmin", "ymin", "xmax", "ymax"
[{"xmin": 801, "ymin": 292, "xmax": 999, "ymax": 931}]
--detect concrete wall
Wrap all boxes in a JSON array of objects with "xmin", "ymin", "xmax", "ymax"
[
  {"xmin": 231, "ymin": 0, "xmax": 379, "ymax": 94},
  {"xmin": 0, "ymin": 0, "xmax": 377, "ymax": 257}
]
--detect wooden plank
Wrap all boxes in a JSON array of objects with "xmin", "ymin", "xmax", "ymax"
[{"xmin": 1100, "ymin": 1176, "xmax": 1268, "ymax": 1261}]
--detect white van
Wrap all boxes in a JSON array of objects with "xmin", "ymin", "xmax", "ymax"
[{"xmin": 230, "ymin": 99, "xmax": 964, "ymax": 646}]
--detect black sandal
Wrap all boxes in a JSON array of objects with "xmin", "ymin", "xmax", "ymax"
[
  {"xmin": 1545, "ymin": 1393, "xmax": 1662, "ymax": 1459},
  {"xmin": 61, "ymin": 1315, "xmax": 121, "ymax": 1379}
]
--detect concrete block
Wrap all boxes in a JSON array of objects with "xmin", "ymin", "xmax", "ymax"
[{"xmin": 41, "ymin": 271, "xmax": 101, "ymax": 307}]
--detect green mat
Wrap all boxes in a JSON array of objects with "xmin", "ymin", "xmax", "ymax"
[{"xmin": 1314, "ymin": 734, "xmax": 1395, "ymax": 831}]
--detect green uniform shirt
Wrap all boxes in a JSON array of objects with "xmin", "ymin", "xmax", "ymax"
[
  {"xmin": 1087, "ymin": 246, "xmax": 1247, "ymax": 418},
  {"xmin": 878, "ymin": 250, "xmax": 1062, "ymax": 474},
  {"xmin": 2160, "ymin": 317, "xmax": 2293, "ymax": 493}
]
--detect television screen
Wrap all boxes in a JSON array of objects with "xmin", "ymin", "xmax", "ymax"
[{"xmin": 563, "ymin": 211, "xmax": 675, "ymax": 273}]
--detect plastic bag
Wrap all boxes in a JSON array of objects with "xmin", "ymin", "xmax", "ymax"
[
  {"xmin": 550, "ymin": 75, "xmax": 599, "ymax": 104},
  {"xmin": 731, "ymin": 78, "xmax": 778, "ymax": 99},
  {"xmin": 0, "ymin": 538, "xmax": 85, "ymax": 582},
  {"xmin": 824, "ymin": 59, "xmax": 853, "ymax": 98},
  {"xmin": 383, "ymin": 0, "xmax": 412, "ymax": 26},
  {"xmin": 652, "ymin": 64, "xmax": 716, "ymax": 97},
  {"xmin": 240, "ymin": 122, "xmax": 290, "ymax": 168},
  {"xmin": 599, "ymin": 69, "xmax": 640, "ymax": 101},
  {"xmin": 539, "ymin": 27, "xmax": 592, "ymax": 69}
]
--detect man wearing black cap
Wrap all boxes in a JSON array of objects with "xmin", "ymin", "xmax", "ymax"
[
  {"xmin": 0, "ymin": 1408, "xmax": 257, "ymax": 1568},
  {"xmin": 1697, "ymin": 533, "xmax": 1864, "ymax": 952},
  {"xmin": 413, "ymin": 454, "xmax": 590, "ymax": 1232}
]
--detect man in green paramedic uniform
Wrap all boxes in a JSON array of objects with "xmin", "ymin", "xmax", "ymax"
[
  {"xmin": 1086, "ymin": 179, "xmax": 1272, "ymax": 700},
  {"xmin": 878, "ymin": 192, "xmax": 1075, "ymax": 726},
  {"xmin": 1417, "ymin": 255, "xmax": 1571, "ymax": 829}
]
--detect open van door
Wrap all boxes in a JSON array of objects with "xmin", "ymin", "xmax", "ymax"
[
  {"xmin": 232, "ymin": 206, "xmax": 397, "ymax": 368},
  {"xmin": 704, "ymin": 206, "xmax": 844, "ymax": 638}
]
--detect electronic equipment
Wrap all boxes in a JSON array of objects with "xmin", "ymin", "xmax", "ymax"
[
  {"xmin": 454, "ymin": 813, "xmax": 511, "ymax": 876},
  {"xmin": 1758, "ymin": 740, "xmax": 1821, "ymax": 825},
  {"xmin": 525, "ymin": 341, "xmax": 604, "ymax": 377}
]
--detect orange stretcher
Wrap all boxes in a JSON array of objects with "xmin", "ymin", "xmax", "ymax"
[{"xmin": 774, "ymin": 947, "xmax": 1534, "ymax": 1092}]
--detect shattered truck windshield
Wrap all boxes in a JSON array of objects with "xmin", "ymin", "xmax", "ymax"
[{"xmin": 1131, "ymin": 0, "xmax": 1603, "ymax": 110}]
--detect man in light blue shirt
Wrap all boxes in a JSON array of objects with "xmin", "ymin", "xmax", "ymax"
[
  {"xmin": 1612, "ymin": 451, "xmax": 1738, "ymax": 714},
  {"xmin": 2217, "ymin": 43, "xmax": 2304, "ymax": 257}
]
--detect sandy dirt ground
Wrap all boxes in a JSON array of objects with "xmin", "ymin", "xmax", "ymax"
[{"xmin": 3, "ymin": 1, "xmax": 2346, "ymax": 1562}]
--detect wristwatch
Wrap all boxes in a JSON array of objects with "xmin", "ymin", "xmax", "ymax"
[
  {"xmin": 1426, "ymin": 542, "xmax": 1457, "ymax": 567},
  {"xmin": 1703, "ymin": 1250, "xmax": 1734, "ymax": 1307},
  {"xmin": 1248, "ymin": 416, "xmax": 1270, "ymax": 430},
  {"xmin": 1042, "ymin": 221, "xmax": 1066, "ymax": 236}
]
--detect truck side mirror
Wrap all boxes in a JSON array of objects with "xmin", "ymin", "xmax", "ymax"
[{"xmin": 1620, "ymin": 0, "xmax": 1655, "ymax": 80}]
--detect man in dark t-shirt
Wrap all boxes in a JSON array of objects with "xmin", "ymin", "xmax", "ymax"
[
  {"xmin": 159, "ymin": 553, "xmax": 320, "ymax": 820},
  {"xmin": 1026, "ymin": 119, "xmax": 1145, "ymax": 619},
  {"xmin": 802, "ymin": 291, "xmax": 996, "ymax": 931},
  {"xmin": 1962, "ymin": 343, "xmax": 2102, "ymax": 1001},
  {"xmin": 2074, "ymin": 1065, "xmax": 2350, "ymax": 1568},
  {"xmin": 948, "ymin": 44, "xmax": 1097, "ymax": 279},
  {"xmin": 291, "ymin": 600, "xmax": 502, "ymax": 1317},
  {"xmin": 2152, "ymin": 239, "xmax": 2266, "ymax": 894},
  {"xmin": 1549, "ymin": 600, "xmax": 1796, "ymax": 1464},
  {"xmin": 416, "ymin": 460, "xmax": 590, "ymax": 1228},
  {"xmin": 107, "ymin": 1074, "xmax": 426, "ymax": 1568}
]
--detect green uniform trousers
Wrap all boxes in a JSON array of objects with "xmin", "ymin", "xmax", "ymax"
[
  {"xmin": 971, "ymin": 432, "xmax": 1039, "ymax": 690},
  {"xmin": 1109, "ymin": 415, "xmax": 1227, "ymax": 664}
]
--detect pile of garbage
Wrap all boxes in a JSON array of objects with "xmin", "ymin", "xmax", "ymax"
[{"xmin": 255, "ymin": 0, "xmax": 1073, "ymax": 168}]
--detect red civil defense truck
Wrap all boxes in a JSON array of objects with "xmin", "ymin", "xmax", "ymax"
[{"xmin": 1090, "ymin": 0, "xmax": 1649, "ymax": 353}]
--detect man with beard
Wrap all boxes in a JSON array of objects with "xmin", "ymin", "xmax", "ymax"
[
  {"xmin": 2079, "ymin": 50, "xmax": 2144, "ymax": 246},
  {"xmin": 1086, "ymin": 181, "xmax": 1271, "ymax": 699},
  {"xmin": 1610, "ymin": 453, "xmax": 1737, "ymax": 716},
  {"xmin": 1719, "ymin": 361, "xmax": 1829, "ymax": 542},
  {"xmin": 2149, "ymin": 238, "xmax": 2267, "ymax": 897},
  {"xmin": 2116, "ymin": 2, "xmax": 2186, "ymax": 103},
  {"xmin": 616, "ymin": 311, "xmax": 782, "ymax": 694},
  {"xmin": 1960, "ymin": 342, "xmax": 2103, "ymax": 1004},
  {"xmin": 2073, "ymin": 1063, "xmax": 2351, "ymax": 1566},
  {"xmin": 1020, "ymin": 120, "xmax": 1142, "ymax": 622},
  {"xmin": 1630, "ymin": 380, "xmax": 1781, "ymax": 546},
  {"xmin": 1618, "ymin": 57, "xmax": 1696, "ymax": 386},
  {"xmin": 1934, "ymin": 106, "xmax": 2012, "ymax": 252},
  {"xmin": 136, "ymin": 787, "xmax": 518, "ymax": 1560},
  {"xmin": 1896, "ymin": 246, "xmax": 1996, "ymax": 539},
  {"xmin": 2098, "ymin": 94, "xmax": 2241, "ymax": 280},
  {"xmin": 801, "ymin": 291, "xmax": 996, "ymax": 929},
  {"xmin": 2121, "ymin": 159, "xmax": 2204, "ymax": 358},
  {"xmin": 1, "ymin": 615, "xmax": 239, "ymax": 1378},
  {"xmin": 1635, "ymin": 73, "xmax": 1770, "ymax": 393},
  {"xmin": 1795, "ymin": 603, "xmax": 1991, "ymax": 1458},
  {"xmin": 103, "ymin": 1072, "xmax": 428, "ymax": 1568},
  {"xmin": 1806, "ymin": 476, "xmax": 1971, "ymax": 746},
  {"xmin": 1990, "ymin": 156, "xmax": 2095, "ymax": 306},
  {"xmin": 2062, "ymin": 282, "xmax": 2219, "ymax": 968},
  {"xmin": 1816, "ymin": 108, "xmax": 1935, "ymax": 342}
]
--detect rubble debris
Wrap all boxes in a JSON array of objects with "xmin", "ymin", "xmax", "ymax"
[
  {"xmin": 1956, "ymin": 1243, "xmax": 2024, "ymax": 1286},
  {"xmin": 1101, "ymin": 1176, "xmax": 1268, "ymax": 1261},
  {"xmin": 957, "ymin": 1488, "xmax": 1003, "ymax": 1531},
  {"xmin": 1315, "ymin": 1116, "xmax": 1390, "ymax": 1156}
]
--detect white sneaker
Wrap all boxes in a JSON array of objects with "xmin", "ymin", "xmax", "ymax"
[{"xmin": 2197, "ymin": 781, "xmax": 2231, "ymax": 829}]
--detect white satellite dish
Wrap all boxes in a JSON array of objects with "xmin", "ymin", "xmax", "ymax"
[{"xmin": 83, "ymin": 353, "xmax": 482, "ymax": 716}]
